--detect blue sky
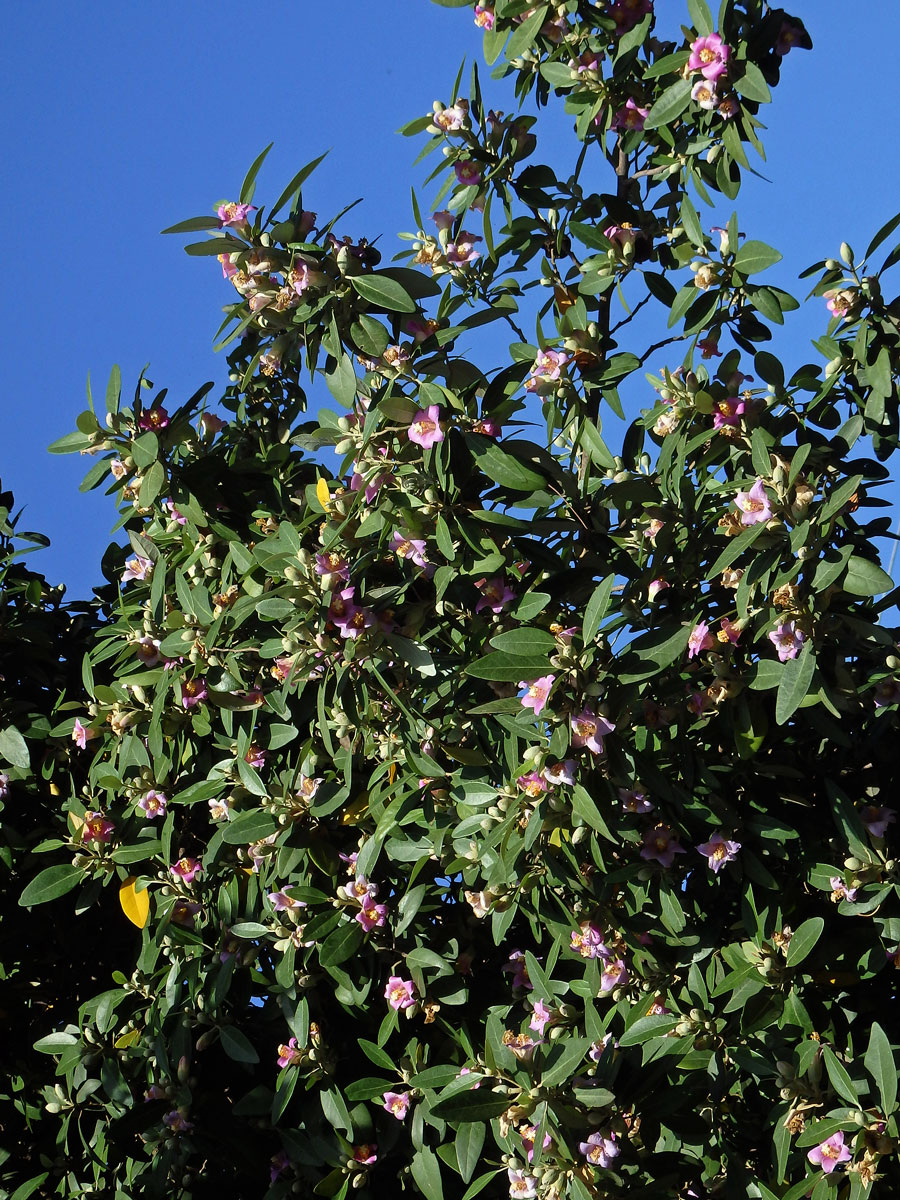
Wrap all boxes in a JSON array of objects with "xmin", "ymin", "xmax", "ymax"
[{"xmin": 3, "ymin": 2, "xmax": 900, "ymax": 599}]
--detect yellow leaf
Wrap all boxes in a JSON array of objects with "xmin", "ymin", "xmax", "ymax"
[
  {"xmin": 119, "ymin": 876, "xmax": 150, "ymax": 929},
  {"xmin": 341, "ymin": 793, "xmax": 370, "ymax": 825},
  {"xmin": 388, "ymin": 762, "xmax": 397, "ymax": 785},
  {"xmin": 316, "ymin": 478, "xmax": 331, "ymax": 512},
  {"xmin": 115, "ymin": 1028, "xmax": 141, "ymax": 1049}
]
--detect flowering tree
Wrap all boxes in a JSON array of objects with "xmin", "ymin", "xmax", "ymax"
[{"xmin": 9, "ymin": 1, "xmax": 900, "ymax": 1197}]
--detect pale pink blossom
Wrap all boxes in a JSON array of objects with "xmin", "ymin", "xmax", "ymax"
[
  {"xmin": 520, "ymin": 674, "xmax": 555, "ymax": 716},
  {"xmin": 735, "ymin": 479, "xmax": 773, "ymax": 525},
  {"xmin": 217, "ymin": 201, "xmax": 255, "ymax": 228},
  {"xmin": 391, "ymin": 531, "xmax": 429, "ymax": 570},
  {"xmin": 181, "ymin": 677, "xmax": 208, "ymax": 708},
  {"xmin": 446, "ymin": 231, "xmax": 482, "ymax": 267},
  {"xmin": 579, "ymin": 1130, "xmax": 619, "ymax": 1168},
  {"xmin": 475, "ymin": 576, "xmax": 516, "ymax": 613},
  {"xmin": 268, "ymin": 891, "xmax": 305, "ymax": 913},
  {"xmin": 385, "ymin": 976, "xmax": 417, "ymax": 1011},
  {"xmin": 619, "ymin": 787, "xmax": 654, "ymax": 814},
  {"xmin": 688, "ymin": 620, "xmax": 715, "ymax": 659},
  {"xmin": 529, "ymin": 999, "xmax": 555, "ymax": 1034},
  {"xmin": 697, "ymin": 831, "xmax": 741, "ymax": 873},
  {"xmin": 72, "ymin": 718, "xmax": 92, "ymax": 749},
  {"xmin": 433, "ymin": 102, "xmax": 468, "ymax": 133},
  {"xmin": 277, "ymin": 1038, "xmax": 303, "ymax": 1069},
  {"xmin": 356, "ymin": 898, "xmax": 388, "ymax": 931},
  {"xmin": 474, "ymin": 5, "xmax": 495, "ymax": 31},
  {"xmin": 570, "ymin": 708, "xmax": 615, "ymax": 754},
  {"xmin": 454, "ymin": 160, "xmax": 482, "ymax": 187},
  {"xmin": 520, "ymin": 1124, "xmax": 552, "ymax": 1163},
  {"xmin": 502, "ymin": 949, "xmax": 532, "ymax": 990},
  {"xmin": 648, "ymin": 578, "xmax": 669, "ymax": 602},
  {"xmin": 713, "ymin": 396, "xmax": 745, "ymax": 430},
  {"xmin": 640, "ymin": 823, "xmax": 687, "ymax": 868},
  {"xmin": 382, "ymin": 1091, "xmax": 410, "ymax": 1120},
  {"xmin": 860, "ymin": 805, "xmax": 896, "ymax": 838},
  {"xmin": 122, "ymin": 555, "xmax": 153, "ymax": 584},
  {"xmin": 829, "ymin": 876, "xmax": 859, "ymax": 903},
  {"xmin": 689, "ymin": 33, "xmax": 731, "ymax": 81},
  {"xmin": 138, "ymin": 789, "xmax": 168, "ymax": 819},
  {"xmin": 543, "ymin": 759, "xmax": 576, "ymax": 787},
  {"xmin": 599, "ymin": 958, "xmax": 629, "ymax": 993},
  {"xmin": 507, "ymin": 1168, "xmax": 537, "ymax": 1199},
  {"xmin": 525, "ymin": 349, "xmax": 569, "ymax": 396},
  {"xmin": 135, "ymin": 636, "xmax": 161, "ymax": 665},
  {"xmin": 612, "ymin": 98, "xmax": 650, "ymax": 131},
  {"xmin": 768, "ymin": 620, "xmax": 805, "ymax": 662},
  {"xmin": 82, "ymin": 811, "xmax": 115, "ymax": 843},
  {"xmin": 170, "ymin": 856, "xmax": 202, "ymax": 883},
  {"xmin": 807, "ymin": 1130, "xmax": 852, "ymax": 1174},
  {"xmin": 408, "ymin": 405, "xmax": 444, "ymax": 449},
  {"xmin": 517, "ymin": 770, "xmax": 548, "ymax": 798},
  {"xmin": 570, "ymin": 921, "xmax": 608, "ymax": 960},
  {"xmin": 691, "ymin": 79, "xmax": 718, "ymax": 110}
]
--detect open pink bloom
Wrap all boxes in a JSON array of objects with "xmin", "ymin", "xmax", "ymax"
[
  {"xmin": 433, "ymin": 210, "xmax": 455, "ymax": 232},
  {"xmin": 170, "ymin": 899, "xmax": 201, "ymax": 928},
  {"xmin": 688, "ymin": 621, "xmax": 715, "ymax": 659},
  {"xmin": 385, "ymin": 976, "xmax": 417, "ymax": 1011},
  {"xmin": 612, "ymin": 98, "xmax": 649, "ymax": 131},
  {"xmin": 520, "ymin": 1124, "xmax": 553, "ymax": 1163},
  {"xmin": 860, "ymin": 805, "xmax": 896, "ymax": 838},
  {"xmin": 599, "ymin": 958, "xmax": 629, "ymax": 993},
  {"xmin": 697, "ymin": 336, "xmax": 722, "ymax": 358},
  {"xmin": 718, "ymin": 96, "xmax": 740, "ymax": 120},
  {"xmin": 769, "ymin": 620, "xmax": 805, "ymax": 662},
  {"xmin": 529, "ymin": 999, "xmax": 555, "ymax": 1034},
  {"xmin": 713, "ymin": 396, "xmax": 745, "ymax": 429},
  {"xmin": 181, "ymin": 677, "xmax": 208, "ymax": 708},
  {"xmin": 620, "ymin": 787, "xmax": 654, "ymax": 814},
  {"xmin": 351, "ymin": 464, "xmax": 391, "ymax": 504},
  {"xmin": 571, "ymin": 921, "xmax": 608, "ymax": 960},
  {"xmin": 356, "ymin": 898, "xmax": 388, "ymax": 931},
  {"xmin": 122, "ymin": 555, "xmax": 153, "ymax": 584},
  {"xmin": 0, "ymin": 773, "xmax": 8, "ymax": 801},
  {"xmin": 571, "ymin": 708, "xmax": 615, "ymax": 754},
  {"xmin": 218, "ymin": 252, "xmax": 239, "ymax": 280},
  {"xmin": 135, "ymin": 636, "xmax": 161, "ymax": 666},
  {"xmin": 572, "ymin": 49, "xmax": 603, "ymax": 74},
  {"xmin": 502, "ymin": 949, "xmax": 532, "ymax": 990},
  {"xmin": 472, "ymin": 417, "xmax": 501, "ymax": 437},
  {"xmin": 163, "ymin": 1109, "xmax": 193, "ymax": 1134},
  {"xmin": 648, "ymin": 578, "xmax": 669, "ymax": 602},
  {"xmin": 277, "ymin": 1038, "xmax": 304, "ymax": 1069},
  {"xmin": 525, "ymin": 348, "xmax": 570, "ymax": 396},
  {"xmin": 408, "ymin": 405, "xmax": 444, "ymax": 449},
  {"xmin": 82, "ymin": 811, "xmax": 115, "ymax": 843},
  {"xmin": 735, "ymin": 479, "xmax": 773, "ymax": 525},
  {"xmin": 579, "ymin": 1130, "xmax": 619, "ymax": 1168},
  {"xmin": 543, "ymin": 759, "xmax": 576, "ymax": 787},
  {"xmin": 383, "ymin": 1091, "xmax": 410, "ymax": 1120},
  {"xmin": 72, "ymin": 718, "xmax": 92, "ymax": 749},
  {"xmin": 314, "ymin": 551, "xmax": 350, "ymax": 582},
  {"xmin": 433, "ymin": 102, "xmax": 468, "ymax": 132},
  {"xmin": 807, "ymin": 1130, "xmax": 852, "ymax": 1174},
  {"xmin": 507, "ymin": 1169, "xmax": 538, "ymax": 1199},
  {"xmin": 691, "ymin": 79, "xmax": 718, "ymax": 110},
  {"xmin": 138, "ymin": 789, "xmax": 168, "ymax": 819},
  {"xmin": 268, "ymin": 890, "xmax": 305, "ymax": 913},
  {"xmin": 329, "ymin": 587, "xmax": 373, "ymax": 640},
  {"xmin": 138, "ymin": 406, "xmax": 170, "ymax": 431},
  {"xmin": 776, "ymin": 19, "xmax": 809, "ymax": 56},
  {"xmin": 640, "ymin": 823, "xmax": 687, "ymax": 867},
  {"xmin": 719, "ymin": 617, "xmax": 741, "ymax": 645},
  {"xmin": 446, "ymin": 231, "xmax": 481, "ymax": 266},
  {"xmin": 517, "ymin": 770, "xmax": 548, "ymax": 798},
  {"xmin": 475, "ymin": 576, "xmax": 516, "ymax": 614},
  {"xmin": 392, "ymin": 530, "xmax": 429, "ymax": 570},
  {"xmin": 830, "ymin": 876, "xmax": 859, "ymax": 903},
  {"xmin": 454, "ymin": 160, "xmax": 482, "ymax": 187},
  {"xmin": 199, "ymin": 412, "xmax": 227, "ymax": 436},
  {"xmin": 352, "ymin": 1144, "xmax": 377, "ymax": 1167},
  {"xmin": 604, "ymin": 224, "xmax": 637, "ymax": 253},
  {"xmin": 473, "ymin": 4, "xmax": 495, "ymax": 31},
  {"xmin": 697, "ymin": 831, "xmax": 741, "ymax": 873},
  {"xmin": 217, "ymin": 201, "xmax": 255, "ymax": 227},
  {"xmin": 689, "ymin": 33, "xmax": 731, "ymax": 81},
  {"xmin": 520, "ymin": 674, "xmax": 555, "ymax": 716},
  {"xmin": 170, "ymin": 856, "xmax": 202, "ymax": 884}
]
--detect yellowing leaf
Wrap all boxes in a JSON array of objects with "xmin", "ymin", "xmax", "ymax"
[
  {"xmin": 341, "ymin": 793, "xmax": 370, "ymax": 825},
  {"xmin": 388, "ymin": 762, "xmax": 397, "ymax": 785},
  {"xmin": 548, "ymin": 827, "xmax": 571, "ymax": 848},
  {"xmin": 115, "ymin": 1028, "xmax": 141, "ymax": 1049},
  {"xmin": 316, "ymin": 477, "xmax": 331, "ymax": 511},
  {"xmin": 119, "ymin": 876, "xmax": 150, "ymax": 929}
]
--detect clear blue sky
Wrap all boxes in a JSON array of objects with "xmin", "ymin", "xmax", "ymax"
[{"xmin": 3, "ymin": 2, "xmax": 900, "ymax": 599}]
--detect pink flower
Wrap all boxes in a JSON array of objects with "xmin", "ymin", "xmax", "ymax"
[
  {"xmin": 570, "ymin": 708, "xmax": 615, "ymax": 754},
  {"xmin": 807, "ymin": 1130, "xmax": 852, "ymax": 1174},
  {"xmin": 609, "ymin": 0, "xmax": 652, "ymax": 35},
  {"xmin": 604, "ymin": 224, "xmax": 637, "ymax": 253},
  {"xmin": 329, "ymin": 586, "xmax": 374, "ymax": 640},
  {"xmin": 691, "ymin": 79, "xmax": 718, "ymax": 110},
  {"xmin": 507, "ymin": 1169, "xmax": 538, "ymax": 1199},
  {"xmin": 135, "ymin": 636, "xmax": 161, "ymax": 666},
  {"xmin": 830, "ymin": 876, "xmax": 859, "ymax": 903},
  {"xmin": 138, "ymin": 789, "xmax": 168, "ymax": 819},
  {"xmin": 408, "ymin": 405, "xmax": 444, "ymax": 449},
  {"xmin": 689, "ymin": 33, "xmax": 731, "ymax": 81},
  {"xmin": 383, "ymin": 1091, "xmax": 410, "ymax": 1120},
  {"xmin": 163, "ymin": 1109, "xmax": 193, "ymax": 1134},
  {"xmin": 570, "ymin": 921, "xmax": 608, "ymax": 959},
  {"xmin": 769, "ymin": 620, "xmax": 806, "ymax": 662},
  {"xmin": 352, "ymin": 1145, "xmax": 377, "ymax": 1167},
  {"xmin": 446, "ymin": 231, "xmax": 482, "ymax": 266},
  {"xmin": 122, "ymin": 555, "xmax": 153, "ymax": 584},
  {"xmin": 472, "ymin": 417, "xmax": 501, "ymax": 437},
  {"xmin": 612, "ymin": 98, "xmax": 649, "ymax": 131},
  {"xmin": 433, "ymin": 102, "xmax": 469, "ymax": 133},
  {"xmin": 218, "ymin": 252, "xmax": 239, "ymax": 280},
  {"xmin": 181, "ymin": 677, "xmax": 208, "ymax": 708},
  {"xmin": 697, "ymin": 831, "xmax": 741, "ymax": 873},
  {"xmin": 579, "ymin": 1130, "xmax": 619, "ymax": 1168},
  {"xmin": 718, "ymin": 617, "xmax": 741, "ymax": 645},
  {"xmin": 170, "ymin": 899, "xmax": 201, "ymax": 928},
  {"xmin": 543, "ymin": 759, "xmax": 576, "ymax": 787},
  {"xmin": 640, "ymin": 823, "xmax": 687, "ymax": 868},
  {"xmin": 268, "ymin": 890, "xmax": 305, "ymax": 912},
  {"xmin": 137, "ymin": 407, "xmax": 169, "ymax": 431},
  {"xmin": 475, "ymin": 576, "xmax": 516, "ymax": 613},
  {"xmin": 520, "ymin": 1124, "xmax": 552, "ymax": 1163},
  {"xmin": 599, "ymin": 958, "xmax": 629, "ymax": 993},
  {"xmin": 688, "ymin": 621, "xmax": 715, "ymax": 659},
  {"xmin": 648, "ymin": 578, "xmax": 669, "ymax": 602},
  {"xmin": 860, "ymin": 805, "xmax": 896, "ymax": 838},
  {"xmin": 529, "ymin": 999, "xmax": 554, "ymax": 1034},
  {"xmin": 217, "ymin": 201, "xmax": 255, "ymax": 228},
  {"xmin": 520, "ymin": 674, "xmax": 555, "ymax": 716},
  {"xmin": 776, "ymin": 19, "xmax": 809, "ymax": 56},
  {"xmin": 270, "ymin": 1151, "xmax": 291, "ymax": 1184},
  {"xmin": 82, "ymin": 811, "xmax": 115, "ymax": 843},
  {"xmin": 454, "ymin": 160, "xmax": 482, "ymax": 187},
  {"xmin": 619, "ymin": 787, "xmax": 654, "ymax": 814},
  {"xmin": 277, "ymin": 1038, "xmax": 304, "ymax": 1069},
  {"xmin": 517, "ymin": 770, "xmax": 548, "ymax": 798},
  {"xmin": 718, "ymin": 96, "xmax": 740, "ymax": 120},
  {"xmin": 734, "ymin": 479, "xmax": 772, "ymax": 525},
  {"xmin": 72, "ymin": 718, "xmax": 91, "ymax": 749},
  {"xmin": 164, "ymin": 500, "xmax": 187, "ymax": 525},
  {"xmin": 502, "ymin": 949, "xmax": 532, "ymax": 990},
  {"xmin": 170, "ymin": 856, "xmax": 202, "ymax": 884},
  {"xmin": 697, "ymin": 336, "xmax": 722, "ymax": 358},
  {"xmin": 525, "ymin": 349, "xmax": 570, "ymax": 396},
  {"xmin": 385, "ymin": 976, "xmax": 417, "ymax": 1011},
  {"xmin": 474, "ymin": 5, "xmax": 495, "ymax": 31},
  {"xmin": 199, "ymin": 412, "xmax": 227, "ymax": 436},
  {"xmin": 356, "ymin": 898, "xmax": 388, "ymax": 931},
  {"xmin": 392, "ymin": 531, "xmax": 429, "ymax": 570},
  {"xmin": 713, "ymin": 396, "xmax": 745, "ymax": 430}
]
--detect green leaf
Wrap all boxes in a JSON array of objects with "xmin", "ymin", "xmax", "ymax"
[
  {"xmin": 822, "ymin": 1047, "xmax": 859, "ymax": 1106},
  {"xmin": 33, "ymin": 1032, "xmax": 79, "ymax": 1053},
  {"xmin": 230, "ymin": 922, "xmax": 270, "ymax": 939},
  {"xmin": 468, "ymin": 439, "xmax": 545, "ymax": 491},
  {"xmin": 489, "ymin": 628, "xmax": 556, "ymax": 655},
  {"xmin": 733, "ymin": 240, "xmax": 783, "ymax": 276},
  {"xmin": 455, "ymin": 1122, "xmax": 485, "ymax": 1184},
  {"xmin": 571, "ymin": 785, "xmax": 616, "ymax": 843},
  {"xmin": 10, "ymin": 1174, "xmax": 50, "ymax": 1200},
  {"xmin": 618, "ymin": 1015, "xmax": 679, "ymax": 1046},
  {"xmin": 686, "ymin": 0, "xmax": 713, "ymax": 33},
  {"xmin": 505, "ymin": 4, "xmax": 549, "ymax": 61},
  {"xmin": 140, "ymin": 460, "xmax": 165, "ymax": 508},
  {"xmin": 384, "ymin": 634, "xmax": 437, "ymax": 677},
  {"xmin": 465, "ymin": 651, "xmax": 551, "ymax": 682},
  {"xmin": 349, "ymin": 273, "xmax": 417, "ymax": 313},
  {"xmin": 680, "ymin": 195, "xmax": 705, "ymax": 247},
  {"xmin": 105, "ymin": 363, "xmax": 121, "ymax": 415},
  {"xmin": 775, "ymin": 642, "xmax": 816, "ymax": 725},
  {"xmin": 583, "ymin": 576, "xmax": 615, "ymax": 645},
  {"xmin": 644, "ymin": 79, "xmax": 692, "ymax": 131},
  {"xmin": 269, "ymin": 151, "xmax": 329, "ymax": 219},
  {"xmin": 864, "ymin": 1022, "xmax": 897, "ymax": 1115},
  {"xmin": 19, "ymin": 864, "xmax": 83, "ymax": 907},
  {"xmin": 865, "ymin": 210, "xmax": 900, "ymax": 261},
  {"xmin": 785, "ymin": 916, "xmax": 824, "ymax": 968},
  {"xmin": 221, "ymin": 810, "xmax": 280, "ymax": 845},
  {"xmin": 843, "ymin": 556, "xmax": 893, "ymax": 597},
  {"xmin": 240, "ymin": 142, "xmax": 273, "ymax": 205},
  {"xmin": 0, "ymin": 724, "xmax": 29, "ymax": 768},
  {"xmin": 735, "ymin": 61, "xmax": 771, "ymax": 104},
  {"xmin": 325, "ymin": 355, "xmax": 358, "ymax": 408},
  {"xmin": 430, "ymin": 1089, "xmax": 511, "ymax": 1122},
  {"xmin": 160, "ymin": 215, "xmax": 221, "ymax": 235},
  {"xmin": 411, "ymin": 1147, "xmax": 444, "ymax": 1200},
  {"xmin": 219, "ymin": 1026, "xmax": 259, "ymax": 1064},
  {"xmin": 319, "ymin": 920, "xmax": 365, "ymax": 968}
]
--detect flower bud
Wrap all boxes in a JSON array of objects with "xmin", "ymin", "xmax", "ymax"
[{"xmin": 840, "ymin": 242, "xmax": 854, "ymax": 266}]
